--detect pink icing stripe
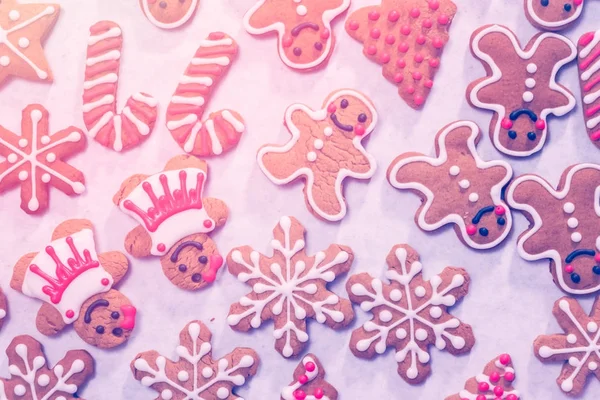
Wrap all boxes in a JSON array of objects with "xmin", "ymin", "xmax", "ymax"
[
  {"xmin": 168, "ymin": 104, "xmax": 203, "ymax": 116},
  {"xmin": 83, "ymin": 84, "xmax": 115, "ymax": 102},
  {"xmin": 585, "ymin": 104, "xmax": 600, "ymax": 117},
  {"xmin": 584, "ymin": 75, "xmax": 600, "ymax": 92},
  {"xmin": 85, "ymin": 60, "xmax": 119, "ymax": 79},
  {"xmin": 580, "ymin": 48, "xmax": 600, "ymax": 71},
  {"xmin": 591, "ymin": 130, "xmax": 600, "ymax": 141},
  {"xmin": 579, "ymin": 32, "xmax": 595, "ymax": 47},
  {"xmin": 87, "ymin": 38, "xmax": 121, "ymax": 57}
]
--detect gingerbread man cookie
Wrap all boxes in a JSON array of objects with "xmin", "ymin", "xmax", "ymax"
[
  {"xmin": 132, "ymin": 320, "xmax": 259, "ymax": 399},
  {"xmin": 0, "ymin": 288, "xmax": 7, "ymax": 332},
  {"xmin": 166, "ymin": 32, "xmax": 245, "ymax": 157},
  {"xmin": 83, "ymin": 21, "xmax": 158, "ymax": 152},
  {"xmin": 525, "ymin": 0, "xmax": 586, "ymax": 31},
  {"xmin": 0, "ymin": 0, "xmax": 59, "ymax": 87},
  {"xmin": 282, "ymin": 354, "xmax": 337, "ymax": 400},
  {"xmin": 534, "ymin": 297, "xmax": 600, "ymax": 396},
  {"xmin": 227, "ymin": 216, "xmax": 355, "ymax": 358},
  {"xmin": 0, "ymin": 104, "xmax": 86, "ymax": 214},
  {"xmin": 114, "ymin": 155, "xmax": 228, "ymax": 291},
  {"xmin": 507, "ymin": 164, "xmax": 600, "ymax": 295},
  {"xmin": 468, "ymin": 24, "xmax": 576, "ymax": 157},
  {"xmin": 11, "ymin": 219, "xmax": 137, "ymax": 349},
  {"xmin": 244, "ymin": 0, "xmax": 350, "ymax": 70},
  {"xmin": 346, "ymin": 0, "xmax": 457, "ymax": 109},
  {"xmin": 139, "ymin": 0, "xmax": 199, "ymax": 30},
  {"xmin": 0, "ymin": 335, "xmax": 94, "ymax": 399},
  {"xmin": 257, "ymin": 89, "xmax": 377, "ymax": 222},
  {"xmin": 445, "ymin": 354, "xmax": 519, "ymax": 400},
  {"xmin": 578, "ymin": 30, "xmax": 600, "ymax": 149},
  {"xmin": 347, "ymin": 244, "xmax": 474, "ymax": 384},
  {"xmin": 387, "ymin": 121, "xmax": 513, "ymax": 250}
]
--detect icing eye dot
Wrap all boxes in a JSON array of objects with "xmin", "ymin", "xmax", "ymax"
[
  {"xmin": 564, "ymin": 3, "xmax": 572, "ymax": 11},
  {"xmin": 199, "ymin": 256, "xmax": 208, "ymax": 264},
  {"xmin": 159, "ymin": 1, "xmax": 167, "ymax": 8},
  {"xmin": 497, "ymin": 217, "xmax": 506, "ymax": 226},
  {"xmin": 112, "ymin": 327, "xmax": 123, "ymax": 337},
  {"xmin": 192, "ymin": 273, "xmax": 202, "ymax": 283},
  {"xmin": 111, "ymin": 311, "xmax": 120, "ymax": 319},
  {"xmin": 593, "ymin": 266, "xmax": 600, "ymax": 275},
  {"xmin": 508, "ymin": 130, "xmax": 517, "ymax": 139},
  {"xmin": 293, "ymin": 47, "xmax": 302, "ymax": 56},
  {"xmin": 314, "ymin": 42, "xmax": 323, "ymax": 51},
  {"xmin": 571, "ymin": 273, "xmax": 581, "ymax": 284},
  {"xmin": 95, "ymin": 326, "xmax": 105, "ymax": 334},
  {"xmin": 178, "ymin": 264, "xmax": 187, "ymax": 272},
  {"xmin": 358, "ymin": 113, "xmax": 367, "ymax": 123},
  {"xmin": 479, "ymin": 227, "xmax": 489, "ymax": 237},
  {"xmin": 527, "ymin": 132, "xmax": 536, "ymax": 141},
  {"xmin": 340, "ymin": 99, "xmax": 349, "ymax": 109},
  {"xmin": 540, "ymin": 0, "xmax": 549, "ymax": 5}
]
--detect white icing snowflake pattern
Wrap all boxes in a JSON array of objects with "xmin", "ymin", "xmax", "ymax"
[
  {"xmin": 0, "ymin": 105, "xmax": 86, "ymax": 213},
  {"xmin": 535, "ymin": 297, "xmax": 600, "ymax": 395},
  {"xmin": 132, "ymin": 320, "xmax": 259, "ymax": 400},
  {"xmin": 0, "ymin": 335, "xmax": 94, "ymax": 400},
  {"xmin": 227, "ymin": 216, "xmax": 354, "ymax": 358},
  {"xmin": 347, "ymin": 244, "xmax": 474, "ymax": 384}
]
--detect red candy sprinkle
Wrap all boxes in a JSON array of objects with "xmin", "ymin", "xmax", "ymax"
[
  {"xmin": 422, "ymin": 18, "xmax": 433, "ymax": 28},
  {"xmin": 506, "ymin": 394, "xmax": 518, "ymax": 400},
  {"xmin": 535, "ymin": 119, "xmax": 546, "ymax": 130},
  {"xmin": 410, "ymin": 8, "xmax": 420, "ymax": 18},
  {"xmin": 501, "ymin": 118, "xmax": 513, "ymax": 129},
  {"xmin": 401, "ymin": 25, "xmax": 411, "ymax": 35},
  {"xmin": 380, "ymin": 53, "xmax": 390, "ymax": 63},
  {"xmin": 478, "ymin": 382, "xmax": 490, "ymax": 392},
  {"xmin": 574, "ymin": 0, "xmax": 583, "ymax": 4},
  {"xmin": 476, "ymin": 396, "xmax": 486, "ymax": 400},
  {"xmin": 305, "ymin": 362, "xmax": 316, "ymax": 372},
  {"xmin": 438, "ymin": 14, "xmax": 449, "ymax": 25},
  {"xmin": 355, "ymin": 124, "xmax": 366, "ymax": 135},
  {"xmin": 566, "ymin": 265, "xmax": 574, "ymax": 273},
  {"xmin": 504, "ymin": 371, "xmax": 516, "ymax": 382},
  {"xmin": 348, "ymin": 20, "xmax": 359, "ymax": 30},
  {"xmin": 368, "ymin": 11, "xmax": 380, "ymax": 20},
  {"xmin": 366, "ymin": 45, "xmax": 377, "ymax": 55},
  {"xmin": 282, "ymin": 35, "xmax": 293, "ymax": 48},
  {"xmin": 327, "ymin": 103, "xmax": 337, "ymax": 113},
  {"xmin": 467, "ymin": 225, "xmax": 477, "ymax": 235},
  {"xmin": 432, "ymin": 37, "xmax": 444, "ymax": 49},
  {"xmin": 385, "ymin": 34, "xmax": 396, "ymax": 45},
  {"xmin": 66, "ymin": 310, "xmax": 75, "ymax": 318},
  {"xmin": 203, "ymin": 219, "xmax": 212, "ymax": 228},
  {"xmin": 490, "ymin": 372, "xmax": 500, "ymax": 383},
  {"xmin": 493, "ymin": 386, "xmax": 504, "ymax": 397},
  {"xmin": 101, "ymin": 278, "xmax": 110, "ymax": 286},
  {"xmin": 396, "ymin": 59, "xmax": 406, "ymax": 68},
  {"xmin": 429, "ymin": 58, "xmax": 440, "ymax": 68},
  {"xmin": 299, "ymin": 375, "xmax": 309, "ymax": 384},
  {"xmin": 413, "ymin": 71, "xmax": 423, "ymax": 80},
  {"xmin": 429, "ymin": 0, "xmax": 440, "ymax": 10},
  {"xmin": 314, "ymin": 388, "xmax": 324, "ymax": 399},
  {"xmin": 370, "ymin": 28, "xmax": 381, "ymax": 39},
  {"xmin": 393, "ymin": 73, "xmax": 404, "ymax": 83},
  {"xmin": 416, "ymin": 34, "xmax": 426, "ymax": 45},
  {"xmin": 414, "ymin": 53, "xmax": 424, "ymax": 63},
  {"xmin": 406, "ymin": 86, "xmax": 415, "ymax": 94},
  {"xmin": 294, "ymin": 389, "xmax": 306, "ymax": 400},
  {"xmin": 388, "ymin": 10, "xmax": 400, "ymax": 22},
  {"xmin": 320, "ymin": 29, "xmax": 330, "ymax": 40},
  {"xmin": 398, "ymin": 42, "xmax": 409, "ymax": 53},
  {"xmin": 424, "ymin": 79, "xmax": 433, "ymax": 88},
  {"xmin": 157, "ymin": 243, "xmax": 166, "ymax": 252},
  {"xmin": 414, "ymin": 95, "xmax": 424, "ymax": 106},
  {"xmin": 495, "ymin": 205, "xmax": 506, "ymax": 216},
  {"xmin": 499, "ymin": 354, "xmax": 511, "ymax": 365},
  {"xmin": 595, "ymin": 254, "xmax": 600, "ymax": 263}
]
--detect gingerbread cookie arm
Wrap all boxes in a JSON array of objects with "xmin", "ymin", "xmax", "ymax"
[
  {"xmin": 98, "ymin": 251, "xmax": 129, "ymax": 284},
  {"xmin": 166, "ymin": 33, "xmax": 244, "ymax": 157},
  {"xmin": 36, "ymin": 303, "xmax": 66, "ymax": 336}
]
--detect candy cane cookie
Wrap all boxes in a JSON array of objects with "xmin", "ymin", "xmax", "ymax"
[
  {"xmin": 82, "ymin": 21, "xmax": 158, "ymax": 152},
  {"xmin": 166, "ymin": 32, "xmax": 245, "ymax": 157},
  {"xmin": 578, "ymin": 30, "xmax": 600, "ymax": 149}
]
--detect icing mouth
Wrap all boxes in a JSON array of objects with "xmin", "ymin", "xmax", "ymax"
[
  {"xmin": 330, "ymin": 113, "xmax": 353, "ymax": 132},
  {"xmin": 170, "ymin": 240, "xmax": 203, "ymax": 262},
  {"xmin": 84, "ymin": 299, "xmax": 109, "ymax": 323},
  {"xmin": 566, "ymin": 249, "xmax": 596, "ymax": 263},
  {"xmin": 291, "ymin": 22, "xmax": 319, "ymax": 37},
  {"xmin": 472, "ymin": 205, "xmax": 495, "ymax": 224}
]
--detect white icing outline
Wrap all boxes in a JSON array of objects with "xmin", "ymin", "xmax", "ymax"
[
  {"xmin": 141, "ymin": 0, "xmax": 199, "ymax": 30},
  {"xmin": 469, "ymin": 25, "xmax": 577, "ymax": 157},
  {"xmin": 388, "ymin": 121, "xmax": 513, "ymax": 250},
  {"xmin": 507, "ymin": 163, "xmax": 600, "ymax": 295},
  {"xmin": 526, "ymin": 0, "xmax": 584, "ymax": 30},
  {"xmin": 257, "ymin": 89, "xmax": 377, "ymax": 222},
  {"xmin": 243, "ymin": 0, "xmax": 350, "ymax": 70}
]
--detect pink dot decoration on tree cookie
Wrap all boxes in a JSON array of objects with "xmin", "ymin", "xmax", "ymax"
[
  {"xmin": 0, "ymin": 104, "xmax": 86, "ymax": 214},
  {"xmin": 345, "ymin": 0, "xmax": 457, "ymax": 109},
  {"xmin": 82, "ymin": 21, "xmax": 158, "ymax": 152},
  {"xmin": 281, "ymin": 354, "xmax": 338, "ymax": 400},
  {"xmin": 445, "ymin": 353, "xmax": 520, "ymax": 400},
  {"xmin": 166, "ymin": 32, "xmax": 245, "ymax": 157}
]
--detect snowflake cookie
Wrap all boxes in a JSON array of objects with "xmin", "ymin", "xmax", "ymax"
[
  {"xmin": 387, "ymin": 120, "xmax": 513, "ymax": 250},
  {"xmin": 0, "ymin": 334, "xmax": 94, "ymax": 399},
  {"xmin": 445, "ymin": 354, "xmax": 520, "ymax": 400},
  {"xmin": 131, "ymin": 320, "xmax": 259, "ymax": 400},
  {"xmin": 227, "ymin": 216, "xmax": 355, "ymax": 358},
  {"xmin": 534, "ymin": 296, "xmax": 600, "ymax": 396},
  {"xmin": 0, "ymin": 288, "xmax": 7, "ymax": 332},
  {"xmin": 347, "ymin": 244, "xmax": 474, "ymax": 384},
  {"xmin": 0, "ymin": 0, "xmax": 60, "ymax": 87},
  {"xmin": 0, "ymin": 104, "xmax": 86, "ymax": 214},
  {"xmin": 281, "ymin": 354, "xmax": 338, "ymax": 400}
]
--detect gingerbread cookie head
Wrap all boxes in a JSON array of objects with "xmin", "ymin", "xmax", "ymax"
[
  {"xmin": 525, "ymin": 0, "xmax": 584, "ymax": 31},
  {"xmin": 507, "ymin": 164, "xmax": 600, "ymax": 295},
  {"xmin": 139, "ymin": 0, "xmax": 199, "ymax": 30},
  {"xmin": 258, "ymin": 89, "xmax": 377, "ymax": 221},
  {"xmin": 387, "ymin": 121, "xmax": 513, "ymax": 250},
  {"xmin": 10, "ymin": 219, "xmax": 136, "ymax": 348},
  {"xmin": 114, "ymin": 155, "xmax": 228, "ymax": 291},
  {"xmin": 244, "ymin": 0, "xmax": 350, "ymax": 70},
  {"xmin": 468, "ymin": 24, "xmax": 576, "ymax": 157}
]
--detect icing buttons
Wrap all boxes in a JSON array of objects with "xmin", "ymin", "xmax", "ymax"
[
  {"xmin": 449, "ymin": 165, "xmax": 460, "ymax": 176},
  {"xmin": 459, "ymin": 179, "xmax": 470, "ymax": 189},
  {"xmin": 563, "ymin": 202, "xmax": 575, "ymax": 213},
  {"xmin": 527, "ymin": 63, "xmax": 538, "ymax": 73},
  {"xmin": 469, "ymin": 193, "xmax": 479, "ymax": 203}
]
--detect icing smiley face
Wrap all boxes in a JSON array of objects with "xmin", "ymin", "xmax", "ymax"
[
  {"xmin": 74, "ymin": 291, "xmax": 136, "ymax": 348},
  {"xmin": 244, "ymin": 0, "xmax": 350, "ymax": 70},
  {"xmin": 525, "ymin": 0, "xmax": 584, "ymax": 31},
  {"xmin": 160, "ymin": 233, "xmax": 224, "ymax": 290},
  {"xmin": 326, "ymin": 93, "xmax": 375, "ymax": 138},
  {"xmin": 139, "ymin": 0, "xmax": 199, "ymax": 29}
]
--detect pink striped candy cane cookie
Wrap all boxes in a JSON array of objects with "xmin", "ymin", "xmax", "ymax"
[
  {"xmin": 83, "ymin": 21, "xmax": 158, "ymax": 152},
  {"xmin": 166, "ymin": 32, "xmax": 245, "ymax": 157},
  {"xmin": 578, "ymin": 30, "xmax": 600, "ymax": 148}
]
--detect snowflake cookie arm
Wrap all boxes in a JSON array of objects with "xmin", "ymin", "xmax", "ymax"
[
  {"xmin": 534, "ymin": 297, "xmax": 600, "ymax": 395},
  {"xmin": 132, "ymin": 321, "xmax": 259, "ymax": 400},
  {"xmin": 4, "ymin": 335, "xmax": 94, "ymax": 400}
]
